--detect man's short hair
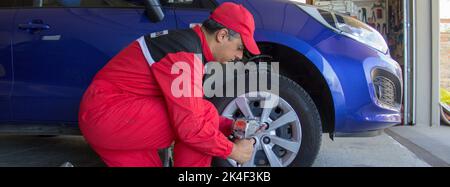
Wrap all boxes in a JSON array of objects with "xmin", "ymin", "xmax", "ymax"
[{"xmin": 202, "ymin": 19, "xmax": 240, "ymax": 39}]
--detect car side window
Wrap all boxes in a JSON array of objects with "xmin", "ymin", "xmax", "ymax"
[
  {"xmin": 0, "ymin": 0, "xmax": 15, "ymax": 7},
  {"xmin": 161, "ymin": 0, "xmax": 216, "ymax": 10},
  {"xmin": 16, "ymin": 0, "xmax": 145, "ymax": 8}
]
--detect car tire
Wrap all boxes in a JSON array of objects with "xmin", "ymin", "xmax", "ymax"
[{"xmin": 210, "ymin": 74, "xmax": 322, "ymax": 167}]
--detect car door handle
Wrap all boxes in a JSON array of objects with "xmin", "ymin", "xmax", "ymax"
[
  {"xmin": 18, "ymin": 23, "xmax": 50, "ymax": 33},
  {"xmin": 19, "ymin": 23, "xmax": 50, "ymax": 30}
]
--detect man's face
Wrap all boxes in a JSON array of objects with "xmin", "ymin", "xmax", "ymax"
[{"xmin": 212, "ymin": 29, "xmax": 244, "ymax": 64}]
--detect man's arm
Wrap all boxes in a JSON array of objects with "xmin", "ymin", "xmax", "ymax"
[
  {"xmin": 219, "ymin": 116, "xmax": 234, "ymax": 137},
  {"xmin": 151, "ymin": 52, "xmax": 233, "ymax": 159}
]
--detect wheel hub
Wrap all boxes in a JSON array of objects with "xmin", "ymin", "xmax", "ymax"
[{"xmin": 222, "ymin": 91, "xmax": 303, "ymax": 167}]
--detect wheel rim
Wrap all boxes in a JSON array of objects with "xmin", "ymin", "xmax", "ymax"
[{"xmin": 221, "ymin": 92, "xmax": 302, "ymax": 167}]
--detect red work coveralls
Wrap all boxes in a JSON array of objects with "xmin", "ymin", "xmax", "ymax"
[{"xmin": 78, "ymin": 26, "xmax": 234, "ymax": 167}]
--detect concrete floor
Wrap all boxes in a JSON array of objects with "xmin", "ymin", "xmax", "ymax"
[
  {"xmin": 0, "ymin": 135, "xmax": 104, "ymax": 167},
  {"xmin": 387, "ymin": 125, "xmax": 450, "ymax": 167},
  {"xmin": 0, "ymin": 129, "xmax": 432, "ymax": 167},
  {"xmin": 313, "ymin": 131, "xmax": 430, "ymax": 167}
]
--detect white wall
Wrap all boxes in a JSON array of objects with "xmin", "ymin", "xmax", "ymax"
[
  {"xmin": 441, "ymin": 0, "xmax": 450, "ymax": 19},
  {"xmin": 415, "ymin": 0, "xmax": 441, "ymax": 127}
]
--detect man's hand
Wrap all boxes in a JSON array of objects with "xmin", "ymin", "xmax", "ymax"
[{"xmin": 228, "ymin": 139, "xmax": 255, "ymax": 165}]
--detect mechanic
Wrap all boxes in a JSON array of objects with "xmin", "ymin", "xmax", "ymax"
[{"xmin": 78, "ymin": 2, "xmax": 261, "ymax": 167}]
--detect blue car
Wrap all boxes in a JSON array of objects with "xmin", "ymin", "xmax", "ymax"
[{"xmin": 0, "ymin": 0, "xmax": 402, "ymax": 167}]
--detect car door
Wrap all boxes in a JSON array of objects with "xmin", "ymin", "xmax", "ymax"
[
  {"xmin": 0, "ymin": 1, "xmax": 16, "ymax": 122},
  {"xmin": 164, "ymin": 0, "xmax": 218, "ymax": 29},
  {"xmin": 11, "ymin": 0, "xmax": 176, "ymax": 122}
]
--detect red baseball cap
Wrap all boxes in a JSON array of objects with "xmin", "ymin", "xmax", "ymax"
[{"xmin": 209, "ymin": 2, "xmax": 261, "ymax": 55}]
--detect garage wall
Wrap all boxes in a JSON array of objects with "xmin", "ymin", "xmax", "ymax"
[{"xmin": 414, "ymin": 0, "xmax": 441, "ymax": 127}]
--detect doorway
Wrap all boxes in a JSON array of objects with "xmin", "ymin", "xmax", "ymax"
[{"xmin": 440, "ymin": 0, "xmax": 450, "ymax": 126}]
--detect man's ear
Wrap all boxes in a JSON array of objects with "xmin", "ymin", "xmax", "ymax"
[{"xmin": 215, "ymin": 28, "xmax": 229, "ymax": 43}]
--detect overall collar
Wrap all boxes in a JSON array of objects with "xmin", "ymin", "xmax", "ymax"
[{"xmin": 193, "ymin": 25, "xmax": 215, "ymax": 62}]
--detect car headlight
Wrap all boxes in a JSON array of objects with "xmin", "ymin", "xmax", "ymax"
[{"xmin": 294, "ymin": 3, "xmax": 389, "ymax": 54}]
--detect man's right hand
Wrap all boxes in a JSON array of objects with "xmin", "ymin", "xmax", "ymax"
[{"xmin": 228, "ymin": 139, "xmax": 255, "ymax": 165}]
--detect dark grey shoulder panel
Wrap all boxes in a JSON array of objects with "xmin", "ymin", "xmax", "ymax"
[{"xmin": 144, "ymin": 29, "xmax": 202, "ymax": 62}]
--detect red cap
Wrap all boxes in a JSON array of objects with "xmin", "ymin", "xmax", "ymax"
[{"xmin": 209, "ymin": 2, "xmax": 261, "ymax": 55}]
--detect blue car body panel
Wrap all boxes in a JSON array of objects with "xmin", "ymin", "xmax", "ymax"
[
  {"xmin": 11, "ymin": 7, "xmax": 176, "ymax": 122},
  {"xmin": 0, "ymin": 9, "xmax": 15, "ymax": 122},
  {"xmin": 236, "ymin": 0, "xmax": 402, "ymax": 133},
  {"xmin": 0, "ymin": 0, "xmax": 403, "ymax": 134}
]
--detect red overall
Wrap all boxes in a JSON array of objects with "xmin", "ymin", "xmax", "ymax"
[{"xmin": 78, "ymin": 26, "xmax": 234, "ymax": 167}]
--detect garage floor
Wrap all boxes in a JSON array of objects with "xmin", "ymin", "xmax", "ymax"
[
  {"xmin": 0, "ymin": 135, "xmax": 104, "ymax": 167},
  {"xmin": 387, "ymin": 125, "xmax": 450, "ymax": 167},
  {"xmin": 0, "ymin": 129, "xmax": 432, "ymax": 167},
  {"xmin": 313, "ymin": 131, "xmax": 430, "ymax": 167}
]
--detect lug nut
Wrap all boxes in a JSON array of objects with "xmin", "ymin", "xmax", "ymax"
[{"xmin": 263, "ymin": 137, "xmax": 271, "ymax": 144}]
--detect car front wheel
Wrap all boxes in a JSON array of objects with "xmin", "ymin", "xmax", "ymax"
[{"xmin": 211, "ymin": 75, "xmax": 322, "ymax": 167}]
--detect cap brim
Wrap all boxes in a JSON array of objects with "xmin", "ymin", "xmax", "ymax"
[{"xmin": 242, "ymin": 34, "xmax": 261, "ymax": 55}]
